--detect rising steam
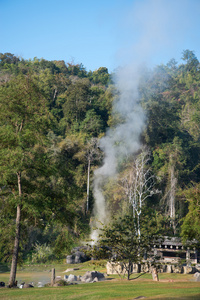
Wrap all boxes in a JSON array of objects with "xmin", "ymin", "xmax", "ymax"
[
  {"xmin": 91, "ymin": 0, "xmax": 200, "ymax": 242},
  {"xmin": 91, "ymin": 63, "xmax": 146, "ymax": 242}
]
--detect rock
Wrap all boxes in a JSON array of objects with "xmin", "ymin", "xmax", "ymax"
[
  {"xmin": 63, "ymin": 267, "xmax": 79, "ymax": 273},
  {"xmin": 195, "ymin": 264, "xmax": 200, "ymax": 272},
  {"xmin": 81, "ymin": 271, "xmax": 105, "ymax": 283},
  {"xmin": 19, "ymin": 282, "xmax": 25, "ymax": 288},
  {"xmin": 67, "ymin": 274, "xmax": 77, "ymax": 282},
  {"xmin": 23, "ymin": 283, "xmax": 34, "ymax": 288},
  {"xmin": 183, "ymin": 266, "xmax": 195, "ymax": 274},
  {"xmin": 172, "ymin": 266, "xmax": 183, "ymax": 273},
  {"xmin": 77, "ymin": 275, "xmax": 82, "ymax": 281},
  {"xmin": 66, "ymin": 255, "xmax": 75, "ymax": 264},
  {"xmin": 64, "ymin": 275, "xmax": 68, "ymax": 281},
  {"xmin": 166, "ymin": 265, "xmax": 173, "ymax": 273},
  {"xmin": 38, "ymin": 282, "xmax": 43, "ymax": 288},
  {"xmin": 0, "ymin": 282, "xmax": 5, "ymax": 287},
  {"xmin": 68, "ymin": 246, "xmax": 90, "ymax": 264},
  {"xmin": 92, "ymin": 277, "xmax": 99, "ymax": 282},
  {"xmin": 194, "ymin": 272, "xmax": 200, "ymax": 282},
  {"xmin": 74, "ymin": 251, "xmax": 89, "ymax": 263}
]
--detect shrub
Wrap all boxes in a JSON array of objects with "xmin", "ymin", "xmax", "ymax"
[{"xmin": 31, "ymin": 243, "xmax": 55, "ymax": 263}]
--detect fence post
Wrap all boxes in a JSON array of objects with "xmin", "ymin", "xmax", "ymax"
[{"xmin": 51, "ymin": 268, "xmax": 55, "ymax": 286}]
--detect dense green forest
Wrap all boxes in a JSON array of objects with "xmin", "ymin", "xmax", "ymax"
[{"xmin": 0, "ymin": 51, "xmax": 200, "ymax": 271}]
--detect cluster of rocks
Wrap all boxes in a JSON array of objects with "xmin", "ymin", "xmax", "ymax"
[
  {"xmin": 66, "ymin": 246, "xmax": 90, "ymax": 264},
  {"xmin": 19, "ymin": 283, "xmax": 34, "ymax": 288},
  {"xmin": 0, "ymin": 271, "xmax": 105, "ymax": 289},
  {"xmin": 0, "ymin": 282, "xmax": 34, "ymax": 289},
  {"xmin": 64, "ymin": 271, "xmax": 105, "ymax": 283},
  {"xmin": 106, "ymin": 262, "xmax": 200, "ymax": 275}
]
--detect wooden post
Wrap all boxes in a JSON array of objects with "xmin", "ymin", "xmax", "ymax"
[
  {"xmin": 152, "ymin": 267, "xmax": 159, "ymax": 281},
  {"xmin": 51, "ymin": 268, "xmax": 55, "ymax": 286}
]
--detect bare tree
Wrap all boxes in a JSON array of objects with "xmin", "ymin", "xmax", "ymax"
[
  {"xmin": 120, "ymin": 148, "xmax": 159, "ymax": 237},
  {"xmin": 169, "ymin": 157, "xmax": 177, "ymax": 232},
  {"xmin": 161, "ymin": 154, "xmax": 177, "ymax": 234},
  {"xmin": 85, "ymin": 138, "xmax": 102, "ymax": 213},
  {"xmin": 160, "ymin": 144, "xmax": 180, "ymax": 235}
]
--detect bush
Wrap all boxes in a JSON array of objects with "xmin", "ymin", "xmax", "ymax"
[
  {"xmin": 53, "ymin": 228, "xmax": 75, "ymax": 259},
  {"xmin": 31, "ymin": 243, "xmax": 55, "ymax": 263}
]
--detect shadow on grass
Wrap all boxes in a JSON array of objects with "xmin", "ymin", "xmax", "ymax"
[
  {"xmin": 157, "ymin": 296, "xmax": 200, "ymax": 300},
  {"xmin": 185, "ymin": 296, "xmax": 200, "ymax": 300},
  {"xmin": 130, "ymin": 272, "xmax": 148, "ymax": 281}
]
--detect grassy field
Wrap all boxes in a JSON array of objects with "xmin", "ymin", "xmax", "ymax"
[{"xmin": 0, "ymin": 261, "xmax": 200, "ymax": 299}]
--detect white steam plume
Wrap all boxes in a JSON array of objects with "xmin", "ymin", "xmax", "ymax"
[
  {"xmin": 91, "ymin": 63, "xmax": 146, "ymax": 242},
  {"xmin": 91, "ymin": 0, "xmax": 200, "ymax": 242}
]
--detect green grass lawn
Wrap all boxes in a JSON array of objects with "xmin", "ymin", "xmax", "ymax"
[{"xmin": 0, "ymin": 262, "xmax": 200, "ymax": 299}]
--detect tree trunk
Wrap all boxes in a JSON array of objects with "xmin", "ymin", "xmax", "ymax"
[
  {"xmin": 86, "ymin": 159, "xmax": 91, "ymax": 214},
  {"xmin": 51, "ymin": 268, "xmax": 55, "ymax": 286},
  {"xmin": 127, "ymin": 261, "xmax": 132, "ymax": 280},
  {"xmin": 9, "ymin": 172, "xmax": 22, "ymax": 287},
  {"xmin": 137, "ymin": 211, "xmax": 141, "ymax": 238},
  {"xmin": 169, "ymin": 163, "xmax": 177, "ymax": 234}
]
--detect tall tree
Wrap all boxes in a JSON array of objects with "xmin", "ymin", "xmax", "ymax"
[
  {"xmin": 152, "ymin": 137, "xmax": 186, "ymax": 234},
  {"xmin": 181, "ymin": 183, "xmax": 200, "ymax": 243},
  {"xmin": 91, "ymin": 215, "xmax": 155, "ymax": 280},
  {"xmin": 120, "ymin": 149, "xmax": 159, "ymax": 237},
  {"xmin": 0, "ymin": 74, "xmax": 51, "ymax": 286},
  {"xmin": 181, "ymin": 50, "xmax": 199, "ymax": 72}
]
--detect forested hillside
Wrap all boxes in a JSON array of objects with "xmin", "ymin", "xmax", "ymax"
[{"xmin": 0, "ymin": 51, "xmax": 200, "ymax": 268}]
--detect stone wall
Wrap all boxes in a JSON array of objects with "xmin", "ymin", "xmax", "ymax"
[{"xmin": 106, "ymin": 261, "xmax": 200, "ymax": 275}]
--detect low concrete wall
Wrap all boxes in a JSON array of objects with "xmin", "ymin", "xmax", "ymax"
[{"xmin": 106, "ymin": 262, "xmax": 200, "ymax": 275}]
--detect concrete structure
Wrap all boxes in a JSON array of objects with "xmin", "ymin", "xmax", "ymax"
[
  {"xmin": 106, "ymin": 237, "xmax": 200, "ymax": 275},
  {"xmin": 153, "ymin": 237, "xmax": 199, "ymax": 264}
]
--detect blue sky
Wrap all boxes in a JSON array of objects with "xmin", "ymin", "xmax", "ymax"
[{"xmin": 1, "ymin": 0, "xmax": 200, "ymax": 72}]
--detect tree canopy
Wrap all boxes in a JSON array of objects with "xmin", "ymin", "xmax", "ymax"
[{"xmin": 0, "ymin": 50, "xmax": 200, "ymax": 276}]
